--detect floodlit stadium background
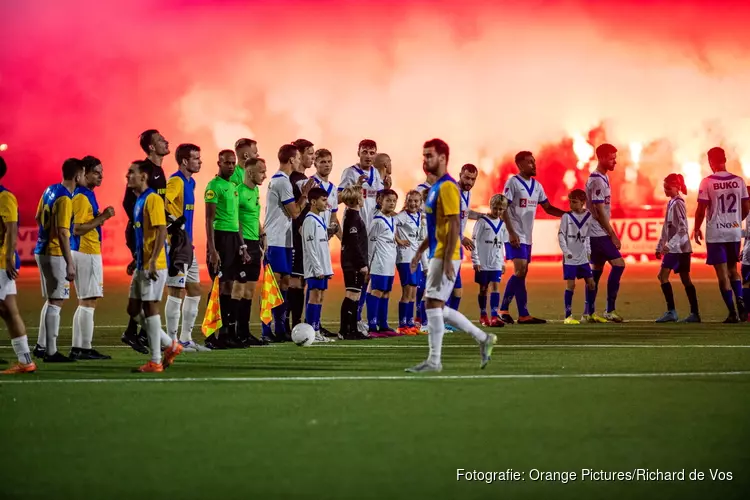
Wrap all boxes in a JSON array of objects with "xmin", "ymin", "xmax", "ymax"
[{"xmin": 3, "ymin": 0, "xmax": 750, "ymax": 264}]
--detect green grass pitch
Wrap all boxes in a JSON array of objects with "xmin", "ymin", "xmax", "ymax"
[{"xmin": 1, "ymin": 263, "xmax": 749, "ymax": 499}]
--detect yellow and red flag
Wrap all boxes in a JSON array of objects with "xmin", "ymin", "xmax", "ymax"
[
  {"xmin": 201, "ymin": 276, "xmax": 223, "ymax": 337},
  {"xmin": 260, "ymin": 264, "xmax": 284, "ymax": 325}
]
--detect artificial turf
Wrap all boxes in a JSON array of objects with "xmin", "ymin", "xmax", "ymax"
[{"xmin": 1, "ymin": 263, "xmax": 749, "ymax": 499}]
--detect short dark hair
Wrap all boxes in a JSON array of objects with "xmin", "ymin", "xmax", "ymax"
[
  {"xmin": 139, "ymin": 129, "xmax": 160, "ymax": 154},
  {"xmin": 315, "ymin": 148, "xmax": 332, "ymax": 160},
  {"xmin": 0, "ymin": 156, "xmax": 6, "ymax": 179},
  {"xmin": 80, "ymin": 156, "xmax": 101, "ymax": 174},
  {"xmin": 292, "ymin": 139, "xmax": 314, "ymax": 154},
  {"xmin": 707, "ymin": 147, "xmax": 726, "ymax": 164},
  {"xmin": 358, "ymin": 139, "xmax": 377, "ymax": 151},
  {"xmin": 175, "ymin": 143, "xmax": 200, "ymax": 167},
  {"xmin": 132, "ymin": 159, "xmax": 153, "ymax": 178},
  {"xmin": 379, "ymin": 188, "xmax": 398, "ymax": 199},
  {"xmin": 218, "ymin": 149, "xmax": 235, "ymax": 159},
  {"xmin": 595, "ymin": 143, "xmax": 617, "ymax": 159},
  {"xmin": 461, "ymin": 163, "xmax": 478, "ymax": 174},
  {"xmin": 278, "ymin": 144, "xmax": 299, "ymax": 164},
  {"xmin": 514, "ymin": 151, "xmax": 533, "ymax": 165},
  {"xmin": 245, "ymin": 157, "xmax": 266, "ymax": 169},
  {"xmin": 234, "ymin": 138, "xmax": 257, "ymax": 150},
  {"xmin": 62, "ymin": 158, "xmax": 84, "ymax": 180},
  {"xmin": 308, "ymin": 187, "xmax": 329, "ymax": 202},
  {"xmin": 569, "ymin": 189, "xmax": 587, "ymax": 201},
  {"xmin": 423, "ymin": 139, "xmax": 450, "ymax": 162}
]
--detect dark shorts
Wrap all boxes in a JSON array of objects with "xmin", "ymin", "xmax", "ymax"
[
  {"xmin": 505, "ymin": 243, "xmax": 533, "ymax": 262},
  {"xmin": 742, "ymin": 264, "xmax": 750, "ymax": 283},
  {"xmin": 237, "ymin": 240, "xmax": 262, "ymax": 283},
  {"xmin": 474, "ymin": 270, "xmax": 502, "ymax": 286},
  {"xmin": 291, "ymin": 233, "xmax": 304, "ymax": 277},
  {"xmin": 371, "ymin": 274, "xmax": 395, "ymax": 292},
  {"xmin": 306, "ymin": 276, "xmax": 331, "ymax": 290},
  {"xmin": 209, "ymin": 230, "xmax": 239, "ymax": 283},
  {"xmin": 344, "ymin": 270, "xmax": 365, "ymax": 292},
  {"xmin": 266, "ymin": 246, "xmax": 293, "ymax": 276},
  {"xmin": 661, "ymin": 253, "xmax": 691, "ymax": 274},
  {"xmin": 563, "ymin": 263, "xmax": 593, "ymax": 281},
  {"xmin": 706, "ymin": 242, "xmax": 740, "ymax": 266},
  {"xmin": 397, "ymin": 263, "xmax": 422, "ymax": 287},
  {"xmin": 590, "ymin": 236, "xmax": 622, "ymax": 267}
]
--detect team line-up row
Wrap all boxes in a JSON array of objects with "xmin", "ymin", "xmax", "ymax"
[{"xmin": 0, "ymin": 133, "xmax": 746, "ymax": 373}]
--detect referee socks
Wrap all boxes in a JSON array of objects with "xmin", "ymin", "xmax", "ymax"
[{"xmin": 288, "ymin": 288, "xmax": 305, "ymax": 327}]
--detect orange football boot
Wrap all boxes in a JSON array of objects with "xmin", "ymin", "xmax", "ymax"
[
  {"xmin": 136, "ymin": 361, "xmax": 164, "ymax": 373},
  {"xmin": 2, "ymin": 361, "xmax": 37, "ymax": 374},
  {"xmin": 162, "ymin": 340, "xmax": 183, "ymax": 369}
]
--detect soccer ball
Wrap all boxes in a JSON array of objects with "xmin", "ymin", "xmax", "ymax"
[{"xmin": 292, "ymin": 323, "xmax": 316, "ymax": 347}]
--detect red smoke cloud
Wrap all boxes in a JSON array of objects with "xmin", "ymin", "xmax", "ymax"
[{"xmin": 2, "ymin": 0, "xmax": 750, "ymax": 263}]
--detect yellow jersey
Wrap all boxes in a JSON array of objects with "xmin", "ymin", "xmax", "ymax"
[
  {"xmin": 0, "ymin": 188, "xmax": 19, "ymax": 270},
  {"xmin": 425, "ymin": 174, "xmax": 462, "ymax": 261},
  {"xmin": 71, "ymin": 187, "xmax": 102, "ymax": 254},
  {"xmin": 134, "ymin": 190, "xmax": 167, "ymax": 270},
  {"xmin": 34, "ymin": 184, "xmax": 73, "ymax": 257}
]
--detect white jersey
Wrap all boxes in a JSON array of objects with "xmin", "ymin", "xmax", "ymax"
[
  {"xmin": 743, "ymin": 213, "xmax": 750, "ymax": 265},
  {"xmin": 698, "ymin": 171, "xmax": 749, "ymax": 243},
  {"xmin": 395, "ymin": 210, "xmax": 422, "ymax": 264},
  {"xmin": 338, "ymin": 165, "xmax": 383, "ymax": 229},
  {"xmin": 503, "ymin": 175, "xmax": 547, "ymax": 245},
  {"xmin": 471, "ymin": 216, "xmax": 507, "ymax": 271},
  {"xmin": 460, "ymin": 189, "xmax": 471, "ymax": 236},
  {"xmin": 558, "ymin": 211, "xmax": 594, "ymax": 266},
  {"xmin": 368, "ymin": 213, "xmax": 397, "ymax": 276},
  {"xmin": 656, "ymin": 196, "xmax": 691, "ymax": 254},
  {"xmin": 585, "ymin": 171, "xmax": 612, "ymax": 238},
  {"xmin": 298, "ymin": 174, "xmax": 338, "ymax": 225},
  {"xmin": 265, "ymin": 171, "xmax": 295, "ymax": 248},
  {"xmin": 302, "ymin": 213, "xmax": 333, "ymax": 279}
]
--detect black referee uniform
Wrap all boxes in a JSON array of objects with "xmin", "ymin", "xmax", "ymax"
[
  {"xmin": 339, "ymin": 207, "xmax": 368, "ymax": 338},
  {"xmin": 288, "ymin": 170, "xmax": 309, "ymax": 327}
]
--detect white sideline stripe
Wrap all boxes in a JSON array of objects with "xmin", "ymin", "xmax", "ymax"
[
  {"xmin": 1, "ymin": 344, "xmax": 749, "ymax": 350},
  {"xmin": 2, "ymin": 371, "xmax": 749, "ymax": 385}
]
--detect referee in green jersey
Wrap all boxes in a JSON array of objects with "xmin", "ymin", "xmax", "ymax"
[
  {"xmin": 231, "ymin": 157, "xmax": 267, "ymax": 345},
  {"xmin": 230, "ymin": 138, "xmax": 259, "ymax": 187},
  {"xmin": 205, "ymin": 150, "xmax": 250, "ymax": 348}
]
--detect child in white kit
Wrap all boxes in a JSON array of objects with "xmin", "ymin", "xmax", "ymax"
[{"xmin": 472, "ymin": 194, "xmax": 509, "ymax": 327}]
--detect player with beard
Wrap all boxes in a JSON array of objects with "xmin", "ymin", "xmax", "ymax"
[
  {"xmin": 499, "ymin": 151, "xmax": 565, "ymax": 324},
  {"xmin": 230, "ymin": 138, "xmax": 259, "ymax": 187},
  {"xmin": 121, "ymin": 129, "xmax": 170, "ymax": 353},
  {"xmin": 406, "ymin": 139, "xmax": 496, "ymax": 373},
  {"xmin": 288, "ymin": 139, "xmax": 316, "ymax": 330},
  {"xmin": 374, "ymin": 153, "xmax": 393, "ymax": 192},
  {"xmin": 586, "ymin": 144, "xmax": 627, "ymax": 323}
]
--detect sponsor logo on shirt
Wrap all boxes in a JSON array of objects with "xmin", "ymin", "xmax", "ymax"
[
  {"xmin": 205, "ymin": 190, "xmax": 216, "ymax": 201},
  {"xmin": 714, "ymin": 181, "xmax": 740, "ymax": 190},
  {"xmin": 717, "ymin": 221, "xmax": 741, "ymax": 229},
  {"xmin": 519, "ymin": 199, "xmax": 527, "ymax": 208}
]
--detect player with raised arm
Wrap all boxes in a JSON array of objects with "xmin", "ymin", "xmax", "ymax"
[
  {"xmin": 406, "ymin": 139, "xmax": 496, "ymax": 373},
  {"xmin": 694, "ymin": 147, "xmax": 749, "ymax": 323},
  {"xmin": 126, "ymin": 160, "xmax": 183, "ymax": 372},
  {"xmin": 70, "ymin": 156, "xmax": 115, "ymax": 360},
  {"xmin": 472, "ymin": 194, "xmax": 508, "ymax": 328},
  {"xmin": 33, "ymin": 158, "xmax": 83, "ymax": 362},
  {"xmin": 0, "ymin": 157, "xmax": 36, "ymax": 374},
  {"xmin": 585, "ymin": 144, "xmax": 626, "ymax": 323},
  {"xmin": 164, "ymin": 144, "xmax": 208, "ymax": 351},
  {"xmin": 655, "ymin": 174, "xmax": 700, "ymax": 323},
  {"xmin": 558, "ymin": 189, "xmax": 597, "ymax": 324},
  {"xmin": 499, "ymin": 151, "xmax": 565, "ymax": 325},
  {"xmin": 302, "ymin": 187, "xmax": 335, "ymax": 342},
  {"xmin": 261, "ymin": 144, "xmax": 312, "ymax": 342}
]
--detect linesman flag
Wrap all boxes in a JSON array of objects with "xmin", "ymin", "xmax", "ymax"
[
  {"xmin": 202, "ymin": 276, "xmax": 222, "ymax": 337},
  {"xmin": 260, "ymin": 264, "xmax": 284, "ymax": 325}
]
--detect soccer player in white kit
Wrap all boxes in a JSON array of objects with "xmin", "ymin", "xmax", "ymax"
[
  {"xmin": 471, "ymin": 194, "xmax": 508, "ymax": 327},
  {"xmin": 70, "ymin": 156, "xmax": 115, "ymax": 360},
  {"xmin": 694, "ymin": 147, "xmax": 750, "ymax": 323},
  {"xmin": 500, "ymin": 151, "xmax": 565, "ymax": 324},
  {"xmin": 302, "ymin": 187, "xmax": 335, "ymax": 342},
  {"xmin": 395, "ymin": 190, "xmax": 424, "ymax": 334}
]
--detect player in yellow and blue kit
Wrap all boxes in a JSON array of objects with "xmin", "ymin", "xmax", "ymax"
[
  {"xmin": 70, "ymin": 156, "xmax": 115, "ymax": 360},
  {"xmin": 33, "ymin": 158, "xmax": 84, "ymax": 363},
  {"xmin": 406, "ymin": 139, "xmax": 496, "ymax": 373}
]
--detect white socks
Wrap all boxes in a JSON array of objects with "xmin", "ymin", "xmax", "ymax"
[
  {"xmin": 145, "ymin": 315, "xmax": 173, "ymax": 364},
  {"xmin": 37, "ymin": 302, "xmax": 48, "ymax": 347},
  {"xmin": 78, "ymin": 307, "xmax": 95, "ymax": 349},
  {"xmin": 165, "ymin": 296, "xmax": 182, "ymax": 340},
  {"xmin": 180, "ymin": 296, "xmax": 201, "ymax": 343},
  {"xmin": 72, "ymin": 306, "xmax": 82, "ymax": 348},
  {"xmin": 44, "ymin": 304, "xmax": 61, "ymax": 355},
  {"xmin": 443, "ymin": 307, "xmax": 488, "ymax": 343},
  {"xmin": 11, "ymin": 335, "xmax": 32, "ymax": 364},
  {"xmin": 426, "ymin": 308, "xmax": 444, "ymax": 366}
]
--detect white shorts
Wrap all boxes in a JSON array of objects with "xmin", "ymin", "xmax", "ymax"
[
  {"xmin": 166, "ymin": 255, "xmax": 200, "ymax": 288},
  {"xmin": 129, "ymin": 269, "xmax": 168, "ymax": 302},
  {"xmin": 424, "ymin": 258, "xmax": 460, "ymax": 303},
  {"xmin": 73, "ymin": 251, "xmax": 104, "ymax": 299},
  {"xmin": 36, "ymin": 254, "xmax": 71, "ymax": 300},
  {"xmin": 0, "ymin": 272, "xmax": 17, "ymax": 301}
]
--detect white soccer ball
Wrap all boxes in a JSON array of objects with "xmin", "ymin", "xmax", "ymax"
[{"xmin": 292, "ymin": 323, "xmax": 316, "ymax": 347}]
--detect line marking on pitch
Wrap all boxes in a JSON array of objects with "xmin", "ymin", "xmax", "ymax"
[
  {"xmin": 1, "ymin": 344, "xmax": 749, "ymax": 350},
  {"xmin": 1, "ymin": 371, "xmax": 749, "ymax": 385}
]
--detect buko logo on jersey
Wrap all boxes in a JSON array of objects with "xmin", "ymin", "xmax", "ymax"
[{"xmin": 714, "ymin": 181, "xmax": 740, "ymax": 190}]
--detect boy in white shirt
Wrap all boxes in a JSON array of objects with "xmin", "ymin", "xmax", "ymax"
[
  {"xmin": 472, "ymin": 194, "xmax": 508, "ymax": 328},
  {"xmin": 395, "ymin": 190, "xmax": 423, "ymax": 335},
  {"xmin": 366, "ymin": 189, "xmax": 408, "ymax": 336},
  {"xmin": 302, "ymin": 187, "xmax": 335, "ymax": 342},
  {"xmin": 558, "ymin": 189, "xmax": 597, "ymax": 324}
]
